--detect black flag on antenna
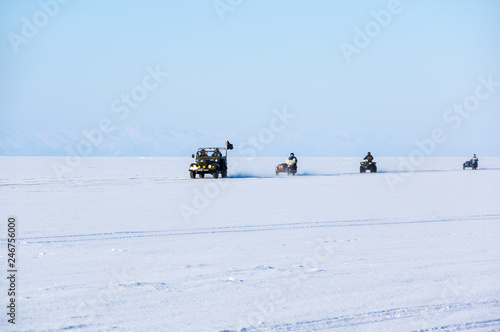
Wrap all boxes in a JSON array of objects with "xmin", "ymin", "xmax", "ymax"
[{"xmin": 226, "ymin": 140, "xmax": 233, "ymax": 150}]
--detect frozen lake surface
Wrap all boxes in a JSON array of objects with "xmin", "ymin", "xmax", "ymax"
[{"xmin": 1, "ymin": 157, "xmax": 499, "ymax": 331}]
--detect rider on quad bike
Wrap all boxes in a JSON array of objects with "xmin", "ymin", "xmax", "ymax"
[
  {"xmin": 286, "ymin": 153, "xmax": 298, "ymax": 175},
  {"xmin": 463, "ymin": 154, "xmax": 479, "ymax": 170},
  {"xmin": 364, "ymin": 152, "xmax": 374, "ymax": 162},
  {"xmin": 360, "ymin": 152, "xmax": 377, "ymax": 173}
]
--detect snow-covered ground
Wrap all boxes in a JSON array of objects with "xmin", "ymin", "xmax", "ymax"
[{"xmin": 1, "ymin": 156, "xmax": 499, "ymax": 331}]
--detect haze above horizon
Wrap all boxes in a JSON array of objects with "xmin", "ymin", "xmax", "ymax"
[{"xmin": 1, "ymin": 1, "xmax": 499, "ymax": 157}]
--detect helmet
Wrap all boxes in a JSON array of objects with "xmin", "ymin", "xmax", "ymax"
[
  {"xmin": 473, "ymin": 154, "xmax": 476, "ymax": 157},
  {"xmin": 367, "ymin": 152, "xmax": 371, "ymax": 155},
  {"xmin": 290, "ymin": 153, "xmax": 294, "ymax": 156}
]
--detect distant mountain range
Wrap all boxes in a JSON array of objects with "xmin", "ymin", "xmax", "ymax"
[
  {"xmin": 0, "ymin": 127, "xmax": 226, "ymax": 156},
  {"xmin": 0, "ymin": 127, "xmax": 402, "ymax": 157}
]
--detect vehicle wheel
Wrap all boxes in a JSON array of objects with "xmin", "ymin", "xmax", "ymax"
[
  {"xmin": 463, "ymin": 165, "xmax": 465, "ymax": 170},
  {"xmin": 276, "ymin": 171, "xmax": 279, "ymax": 176},
  {"xmin": 372, "ymin": 166, "xmax": 377, "ymax": 173},
  {"xmin": 190, "ymin": 171, "xmax": 195, "ymax": 179},
  {"xmin": 213, "ymin": 172, "xmax": 219, "ymax": 179},
  {"xmin": 199, "ymin": 173, "xmax": 205, "ymax": 179},
  {"xmin": 222, "ymin": 170, "xmax": 227, "ymax": 178},
  {"xmin": 360, "ymin": 167, "xmax": 364, "ymax": 173}
]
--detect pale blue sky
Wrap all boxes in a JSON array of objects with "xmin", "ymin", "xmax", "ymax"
[{"xmin": 1, "ymin": 0, "xmax": 499, "ymax": 156}]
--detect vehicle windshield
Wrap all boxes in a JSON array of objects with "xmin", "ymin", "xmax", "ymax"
[{"xmin": 197, "ymin": 148, "xmax": 223, "ymax": 158}]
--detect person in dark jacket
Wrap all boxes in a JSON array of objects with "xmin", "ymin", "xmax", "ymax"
[
  {"xmin": 286, "ymin": 153, "xmax": 298, "ymax": 171},
  {"xmin": 364, "ymin": 152, "xmax": 374, "ymax": 162}
]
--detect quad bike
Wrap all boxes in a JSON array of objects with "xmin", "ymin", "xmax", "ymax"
[
  {"xmin": 360, "ymin": 161, "xmax": 377, "ymax": 173},
  {"xmin": 275, "ymin": 159, "xmax": 297, "ymax": 176},
  {"xmin": 463, "ymin": 160, "xmax": 478, "ymax": 170}
]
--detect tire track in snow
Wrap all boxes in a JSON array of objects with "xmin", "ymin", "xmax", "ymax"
[
  {"xmin": 416, "ymin": 318, "xmax": 500, "ymax": 331},
  {"xmin": 239, "ymin": 300, "xmax": 500, "ymax": 331},
  {"xmin": 15, "ymin": 214, "xmax": 500, "ymax": 244},
  {"xmin": 0, "ymin": 176, "xmax": 187, "ymax": 188}
]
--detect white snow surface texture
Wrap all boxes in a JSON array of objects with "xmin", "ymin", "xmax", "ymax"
[{"xmin": 1, "ymin": 157, "xmax": 499, "ymax": 331}]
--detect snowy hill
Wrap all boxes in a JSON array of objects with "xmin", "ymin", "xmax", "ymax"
[
  {"xmin": 0, "ymin": 127, "xmax": 226, "ymax": 156},
  {"xmin": 0, "ymin": 128, "xmax": 399, "ymax": 157}
]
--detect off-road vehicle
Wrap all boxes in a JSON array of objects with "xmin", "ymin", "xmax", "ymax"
[
  {"xmin": 189, "ymin": 142, "xmax": 233, "ymax": 179},
  {"xmin": 275, "ymin": 159, "xmax": 297, "ymax": 176},
  {"xmin": 463, "ymin": 160, "xmax": 478, "ymax": 170},
  {"xmin": 360, "ymin": 161, "xmax": 377, "ymax": 173}
]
